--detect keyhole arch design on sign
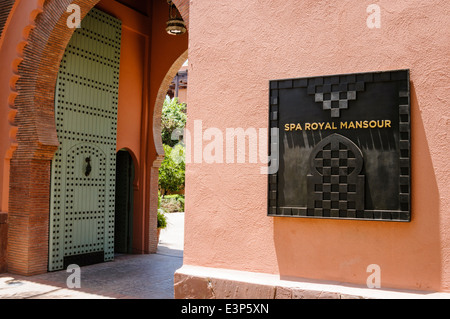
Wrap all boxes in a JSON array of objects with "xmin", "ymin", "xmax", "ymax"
[{"xmin": 307, "ymin": 133, "xmax": 365, "ymax": 219}]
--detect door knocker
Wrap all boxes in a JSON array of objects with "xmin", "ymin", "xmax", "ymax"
[{"xmin": 84, "ymin": 156, "xmax": 92, "ymax": 177}]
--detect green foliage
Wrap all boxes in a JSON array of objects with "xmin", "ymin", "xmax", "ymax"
[
  {"xmin": 160, "ymin": 194, "xmax": 185, "ymax": 213},
  {"xmin": 159, "ymin": 96, "xmax": 186, "ymax": 195},
  {"xmin": 157, "ymin": 209, "xmax": 167, "ymax": 229},
  {"xmin": 161, "ymin": 96, "xmax": 187, "ymax": 147},
  {"xmin": 159, "ymin": 143, "xmax": 185, "ymax": 194}
]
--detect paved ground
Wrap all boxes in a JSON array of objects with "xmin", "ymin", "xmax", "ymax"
[{"xmin": 0, "ymin": 213, "xmax": 184, "ymax": 299}]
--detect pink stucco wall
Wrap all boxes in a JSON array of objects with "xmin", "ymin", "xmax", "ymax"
[{"xmin": 184, "ymin": 0, "xmax": 450, "ymax": 291}]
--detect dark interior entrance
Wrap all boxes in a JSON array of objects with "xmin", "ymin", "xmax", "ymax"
[{"xmin": 115, "ymin": 150, "xmax": 135, "ymax": 254}]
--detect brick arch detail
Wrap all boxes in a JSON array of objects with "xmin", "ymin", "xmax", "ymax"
[
  {"xmin": 7, "ymin": 0, "xmax": 190, "ymax": 275},
  {"xmin": 147, "ymin": 50, "xmax": 188, "ymax": 255},
  {"xmin": 0, "ymin": 0, "xmax": 15, "ymax": 42},
  {"xmin": 153, "ymin": 49, "xmax": 189, "ymax": 157}
]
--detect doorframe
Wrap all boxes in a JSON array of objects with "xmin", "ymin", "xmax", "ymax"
[{"xmin": 115, "ymin": 149, "xmax": 136, "ymax": 254}]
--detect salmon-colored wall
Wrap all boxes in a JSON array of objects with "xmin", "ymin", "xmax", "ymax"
[
  {"xmin": 116, "ymin": 27, "xmax": 145, "ymax": 158},
  {"xmin": 95, "ymin": 0, "xmax": 151, "ymax": 164},
  {"xmin": 184, "ymin": 0, "xmax": 450, "ymax": 291},
  {"xmin": 96, "ymin": 0, "xmax": 151, "ymax": 253}
]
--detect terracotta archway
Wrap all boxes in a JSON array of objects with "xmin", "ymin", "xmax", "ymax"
[
  {"xmin": 7, "ymin": 0, "xmax": 189, "ymax": 275},
  {"xmin": 148, "ymin": 50, "xmax": 188, "ymax": 252},
  {"xmin": 153, "ymin": 50, "xmax": 189, "ymax": 157}
]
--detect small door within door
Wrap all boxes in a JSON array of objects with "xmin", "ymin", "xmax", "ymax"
[{"xmin": 115, "ymin": 150, "xmax": 134, "ymax": 254}]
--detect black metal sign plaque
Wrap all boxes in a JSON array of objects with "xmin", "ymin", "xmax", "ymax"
[{"xmin": 268, "ymin": 69, "xmax": 411, "ymax": 221}]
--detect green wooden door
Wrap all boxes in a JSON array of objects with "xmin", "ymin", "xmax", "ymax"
[{"xmin": 49, "ymin": 8, "xmax": 122, "ymax": 271}]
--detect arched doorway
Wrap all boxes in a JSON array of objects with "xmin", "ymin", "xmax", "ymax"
[
  {"xmin": 115, "ymin": 150, "xmax": 135, "ymax": 254},
  {"xmin": 6, "ymin": 0, "xmax": 189, "ymax": 275}
]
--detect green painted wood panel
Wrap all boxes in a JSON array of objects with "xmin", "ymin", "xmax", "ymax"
[{"xmin": 49, "ymin": 8, "xmax": 121, "ymax": 271}]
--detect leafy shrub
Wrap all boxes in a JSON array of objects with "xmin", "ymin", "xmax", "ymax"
[
  {"xmin": 157, "ymin": 209, "xmax": 167, "ymax": 229},
  {"xmin": 159, "ymin": 96, "xmax": 186, "ymax": 195},
  {"xmin": 161, "ymin": 97, "xmax": 187, "ymax": 147},
  {"xmin": 159, "ymin": 144, "xmax": 185, "ymax": 195}
]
